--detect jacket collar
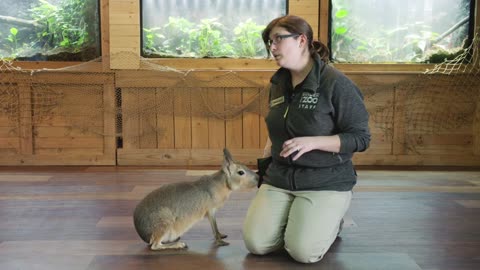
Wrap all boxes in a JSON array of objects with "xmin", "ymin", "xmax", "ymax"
[{"xmin": 270, "ymin": 53, "xmax": 325, "ymax": 92}]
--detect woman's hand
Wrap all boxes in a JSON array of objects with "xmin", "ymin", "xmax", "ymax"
[{"xmin": 280, "ymin": 135, "xmax": 341, "ymax": 161}]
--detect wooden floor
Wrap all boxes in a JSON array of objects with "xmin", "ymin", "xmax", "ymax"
[{"xmin": 1, "ymin": 166, "xmax": 480, "ymax": 270}]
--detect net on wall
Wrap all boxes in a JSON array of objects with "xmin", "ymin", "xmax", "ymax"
[
  {"xmin": 0, "ymin": 57, "xmax": 271, "ymax": 151},
  {"xmin": 382, "ymin": 29, "xmax": 479, "ymax": 153},
  {"xmin": 0, "ymin": 60, "xmax": 115, "ymax": 145},
  {"xmin": 0, "ymin": 29, "xmax": 479, "ymax": 154}
]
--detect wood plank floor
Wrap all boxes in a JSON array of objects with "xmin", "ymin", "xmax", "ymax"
[{"xmin": 1, "ymin": 166, "xmax": 480, "ymax": 270}]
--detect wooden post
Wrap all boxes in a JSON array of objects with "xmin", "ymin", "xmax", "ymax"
[
  {"xmin": 319, "ymin": 0, "xmax": 329, "ymax": 43},
  {"xmin": 289, "ymin": 0, "xmax": 320, "ymax": 40},
  {"xmin": 109, "ymin": 0, "xmax": 140, "ymax": 70},
  {"xmin": 100, "ymin": 0, "xmax": 111, "ymax": 71}
]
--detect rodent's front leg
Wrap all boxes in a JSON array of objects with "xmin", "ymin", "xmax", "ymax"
[{"xmin": 207, "ymin": 209, "xmax": 229, "ymax": 246}]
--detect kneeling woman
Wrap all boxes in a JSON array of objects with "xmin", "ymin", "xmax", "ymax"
[{"xmin": 243, "ymin": 15, "xmax": 370, "ymax": 264}]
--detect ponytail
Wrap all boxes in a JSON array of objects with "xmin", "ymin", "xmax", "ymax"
[{"xmin": 311, "ymin": 40, "xmax": 330, "ymax": 63}]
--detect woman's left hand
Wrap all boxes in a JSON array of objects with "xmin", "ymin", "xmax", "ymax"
[{"xmin": 280, "ymin": 136, "xmax": 318, "ymax": 161}]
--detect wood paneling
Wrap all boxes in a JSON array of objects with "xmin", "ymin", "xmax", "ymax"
[
  {"xmin": 207, "ymin": 88, "xmax": 226, "ymax": 149},
  {"xmin": 242, "ymin": 88, "xmax": 261, "ymax": 149},
  {"xmin": 174, "ymin": 88, "xmax": 192, "ymax": 149},
  {"xmin": 121, "ymin": 88, "xmax": 140, "ymax": 149},
  {"xmin": 156, "ymin": 88, "xmax": 175, "ymax": 149},
  {"xmin": 114, "ymin": 69, "xmax": 480, "ymax": 166},
  {"xmin": 0, "ymin": 72, "xmax": 116, "ymax": 165},
  {"xmin": 474, "ymin": 91, "xmax": 480, "ymax": 155},
  {"xmin": 225, "ymin": 89, "xmax": 243, "ymax": 149}
]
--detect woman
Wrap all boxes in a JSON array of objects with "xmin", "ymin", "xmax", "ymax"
[{"xmin": 243, "ymin": 15, "xmax": 370, "ymax": 263}]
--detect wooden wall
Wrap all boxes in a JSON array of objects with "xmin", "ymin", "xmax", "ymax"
[
  {"xmin": 114, "ymin": 71, "xmax": 480, "ymax": 167},
  {"xmin": 1, "ymin": 0, "xmax": 479, "ymax": 166},
  {"xmin": 0, "ymin": 69, "xmax": 116, "ymax": 165}
]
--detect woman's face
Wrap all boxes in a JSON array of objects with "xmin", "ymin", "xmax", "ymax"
[{"xmin": 268, "ymin": 26, "xmax": 303, "ymax": 69}]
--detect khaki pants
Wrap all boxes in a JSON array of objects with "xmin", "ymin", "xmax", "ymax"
[{"xmin": 243, "ymin": 184, "xmax": 352, "ymax": 263}]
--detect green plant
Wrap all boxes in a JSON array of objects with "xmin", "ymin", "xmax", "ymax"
[
  {"xmin": 330, "ymin": 3, "xmax": 365, "ymax": 62},
  {"xmin": 162, "ymin": 17, "xmax": 195, "ymax": 56},
  {"xmin": 143, "ymin": 27, "xmax": 163, "ymax": 53},
  {"xmin": 330, "ymin": 0, "xmax": 468, "ymax": 63},
  {"xmin": 30, "ymin": 0, "xmax": 98, "ymax": 52},
  {"xmin": 425, "ymin": 47, "xmax": 465, "ymax": 63},
  {"xmin": 233, "ymin": 19, "xmax": 265, "ymax": 57},
  {"xmin": 143, "ymin": 17, "xmax": 269, "ymax": 58},
  {"xmin": 190, "ymin": 18, "xmax": 233, "ymax": 57},
  {"xmin": 6, "ymin": 27, "xmax": 19, "ymax": 55}
]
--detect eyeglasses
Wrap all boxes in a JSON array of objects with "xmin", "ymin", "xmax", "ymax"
[{"xmin": 267, "ymin": 34, "xmax": 300, "ymax": 47}]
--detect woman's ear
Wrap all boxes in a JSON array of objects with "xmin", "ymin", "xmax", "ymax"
[{"xmin": 299, "ymin": 34, "xmax": 308, "ymax": 48}]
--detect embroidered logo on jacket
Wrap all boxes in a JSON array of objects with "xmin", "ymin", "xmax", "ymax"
[{"xmin": 299, "ymin": 92, "xmax": 319, "ymax": 109}]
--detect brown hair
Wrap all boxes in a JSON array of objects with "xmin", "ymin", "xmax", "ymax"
[{"xmin": 262, "ymin": 15, "xmax": 330, "ymax": 63}]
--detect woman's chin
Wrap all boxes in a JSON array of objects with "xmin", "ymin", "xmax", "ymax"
[{"xmin": 274, "ymin": 58, "xmax": 283, "ymax": 66}]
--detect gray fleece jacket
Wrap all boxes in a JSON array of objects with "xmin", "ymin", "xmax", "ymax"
[{"xmin": 264, "ymin": 53, "xmax": 370, "ymax": 191}]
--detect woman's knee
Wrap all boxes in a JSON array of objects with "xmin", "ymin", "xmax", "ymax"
[
  {"xmin": 285, "ymin": 239, "xmax": 330, "ymax": 264},
  {"xmin": 243, "ymin": 235, "xmax": 268, "ymax": 255},
  {"xmin": 243, "ymin": 228, "xmax": 283, "ymax": 255}
]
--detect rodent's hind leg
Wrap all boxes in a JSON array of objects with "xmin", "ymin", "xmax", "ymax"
[
  {"xmin": 151, "ymin": 240, "xmax": 188, "ymax": 250},
  {"xmin": 149, "ymin": 227, "xmax": 187, "ymax": 250},
  {"xmin": 162, "ymin": 236, "xmax": 181, "ymax": 243}
]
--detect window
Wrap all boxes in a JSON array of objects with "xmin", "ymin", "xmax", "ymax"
[
  {"xmin": 141, "ymin": 0, "xmax": 287, "ymax": 58},
  {"xmin": 0, "ymin": 0, "xmax": 101, "ymax": 61},
  {"xmin": 330, "ymin": 0, "xmax": 474, "ymax": 63}
]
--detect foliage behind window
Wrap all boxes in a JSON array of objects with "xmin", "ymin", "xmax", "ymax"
[
  {"xmin": 330, "ymin": 0, "xmax": 473, "ymax": 63},
  {"xmin": 141, "ymin": 0, "xmax": 286, "ymax": 58},
  {"xmin": 0, "ymin": 0, "xmax": 100, "ymax": 61}
]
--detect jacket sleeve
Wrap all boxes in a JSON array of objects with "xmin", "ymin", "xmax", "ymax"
[{"xmin": 332, "ymin": 74, "xmax": 371, "ymax": 153}]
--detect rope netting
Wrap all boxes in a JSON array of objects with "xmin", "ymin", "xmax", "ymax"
[
  {"xmin": 367, "ymin": 29, "xmax": 480, "ymax": 152},
  {"xmin": 0, "ymin": 30, "xmax": 479, "ymax": 152},
  {"xmin": 0, "ymin": 55, "xmax": 271, "ymax": 149}
]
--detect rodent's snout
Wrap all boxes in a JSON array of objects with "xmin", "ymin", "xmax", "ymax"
[{"xmin": 248, "ymin": 171, "xmax": 260, "ymax": 187}]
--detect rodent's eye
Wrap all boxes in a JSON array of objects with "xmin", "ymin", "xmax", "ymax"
[{"xmin": 238, "ymin": 170, "xmax": 245, "ymax": 176}]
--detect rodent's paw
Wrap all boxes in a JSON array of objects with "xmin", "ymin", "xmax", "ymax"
[{"xmin": 215, "ymin": 239, "xmax": 229, "ymax": 246}]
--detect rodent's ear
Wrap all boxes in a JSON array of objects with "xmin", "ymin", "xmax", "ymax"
[
  {"xmin": 222, "ymin": 148, "xmax": 234, "ymax": 176},
  {"xmin": 223, "ymin": 148, "xmax": 233, "ymax": 163}
]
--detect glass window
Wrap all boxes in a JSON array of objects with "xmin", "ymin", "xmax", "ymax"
[
  {"xmin": 141, "ymin": 0, "xmax": 287, "ymax": 58},
  {"xmin": 330, "ymin": 0, "xmax": 474, "ymax": 63},
  {"xmin": 0, "ymin": 0, "xmax": 101, "ymax": 61}
]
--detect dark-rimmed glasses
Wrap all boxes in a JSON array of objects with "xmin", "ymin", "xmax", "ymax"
[{"xmin": 267, "ymin": 34, "xmax": 300, "ymax": 47}]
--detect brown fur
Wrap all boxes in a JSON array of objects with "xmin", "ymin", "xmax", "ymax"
[{"xmin": 133, "ymin": 148, "xmax": 259, "ymax": 250}]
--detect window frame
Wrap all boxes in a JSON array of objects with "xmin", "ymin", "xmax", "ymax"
[{"xmin": 7, "ymin": 0, "xmax": 478, "ymax": 72}]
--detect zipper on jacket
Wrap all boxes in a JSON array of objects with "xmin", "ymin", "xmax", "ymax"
[{"xmin": 283, "ymin": 105, "xmax": 289, "ymax": 118}]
